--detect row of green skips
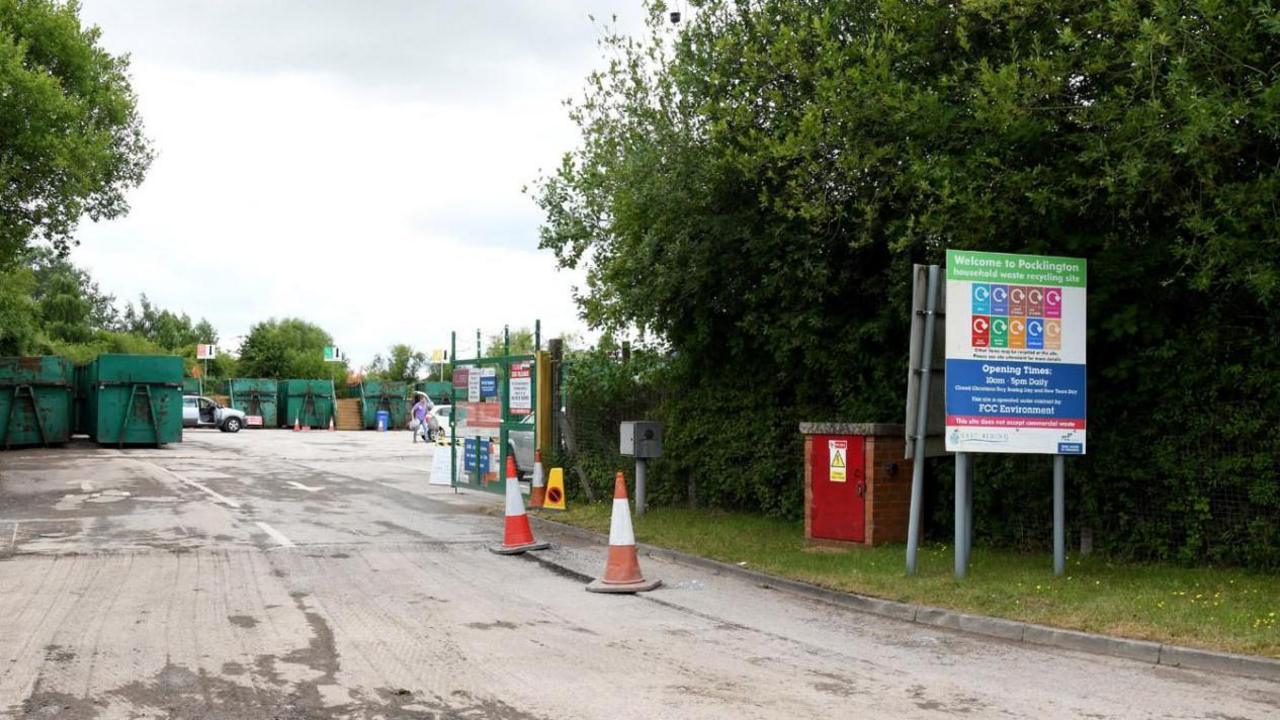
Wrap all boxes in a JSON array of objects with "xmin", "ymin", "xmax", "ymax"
[
  {"xmin": 217, "ymin": 379, "xmax": 450, "ymax": 431},
  {"xmin": 0, "ymin": 354, "xmax": 183, "ymax": 448},
  {"xmin": 220, "ymin": 379, "xmax": 413, "ymax": 431},
  {"xmin": 1, "ymin": 355, "xmax": 446, "ymax": 449}
]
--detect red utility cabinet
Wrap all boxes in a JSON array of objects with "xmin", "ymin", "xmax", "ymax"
[
  {"xmin": 801, "ymin": 423, "xmax": 912, "ymax": 547},
  {"xmin": 810, "ymin": 434, "xmax": 866, "ymax": 542}
]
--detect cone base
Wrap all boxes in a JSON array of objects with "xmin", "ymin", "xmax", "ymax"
[
  {"xmin": 586, "ymin": 577, "xmax": 661, "ymax": 594},
  {"xmin": 489, "ymin": 541, "xmax": 550, "ymax": 555}
]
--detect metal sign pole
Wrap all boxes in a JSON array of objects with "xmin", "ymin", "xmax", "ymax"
[
  {"xmin": 1054, "ymin": 455, "xmax": 1065, "ymax": 576},
  {"xmin": 964, "ymin": 454, "xmax": 974, "ymax": 569},
  {"xmin": 954, "ymin": 451, "xmax": 969, "ymax": 578},
  {"xmin": 450, "ymin": 331, "xmax": 457, "ymax": 493},
  {"xmin": 635, "ymin": 458, "xmax": 647, "ymax": 517},
  {"xmin": 906, "ymin": 264, "xmax": 940, "ymax": 575}
]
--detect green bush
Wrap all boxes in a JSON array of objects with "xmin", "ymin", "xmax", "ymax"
[{"xmin": 542, "ymin": 1, "xmax": 1280, "ymax": 568}]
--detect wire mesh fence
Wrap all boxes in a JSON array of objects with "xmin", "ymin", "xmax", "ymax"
[
  {"xmin": 553, "ymin": 355, "xmax": 673, "ymax": 504},
  {"xmin": 554, "ymin": 350, "xmax": 1280, "ymax": 568}
]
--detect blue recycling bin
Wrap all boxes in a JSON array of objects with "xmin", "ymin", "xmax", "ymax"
[{"xmin": 375, "ymin": 410, "xmax": 391, "ymax": 431}]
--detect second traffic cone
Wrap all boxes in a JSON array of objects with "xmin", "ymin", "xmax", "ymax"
[
  {"xmin": 328, "ymin": 415, "xmax": 335, "ymax": 432},
  {"xmin": 587, "ymin": 472, "xmax": 660, "ymax": 593},
  {"xmin": 293, "ymin": 416, "xmax": 301, "ymax": 432},
  {"xmin": 490, "ymin": 455, "xmax": 549, "ymax": 555},
  {"xmin": 530, "ymin": 450, "xmax": 546, "ymax": 508}
]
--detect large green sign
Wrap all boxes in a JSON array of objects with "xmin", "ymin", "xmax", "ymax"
[{"xmin": 946, "ymin": 250, "xmax": 1086, "ymax": 288}]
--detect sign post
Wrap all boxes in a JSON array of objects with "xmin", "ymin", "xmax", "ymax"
[
  {"xmin": 196, "ymin": 343, "xmax": 217, "ymax": 397},
  {"xmin": 944, "ymin": 250, "xmax": 1086, "ymax": 577},
  {"xmin": 905, "ymin": 264, "xmax": 942, "ymax": 575}
]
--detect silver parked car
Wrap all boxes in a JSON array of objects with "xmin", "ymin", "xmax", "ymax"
[
  {"xmin": 182, "ymin": 395, "xmax": 246, "ymax": 433},
  {"xmin": 429, "ymin": 404, "xmax": 451, "ymax": 440},
  {"xmin": 507, "ymin": 414, "xmax": 536, "ymax": 478}
]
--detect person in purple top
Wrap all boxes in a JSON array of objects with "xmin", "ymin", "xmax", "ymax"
[{"xmin": 410, "ymin": 391, "xmax": 434, "ymax": 443}]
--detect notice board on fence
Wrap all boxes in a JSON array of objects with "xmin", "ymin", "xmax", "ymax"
[{"xmin": 944, "ymin": 250, "xmax": 1087, "ymax": 455}]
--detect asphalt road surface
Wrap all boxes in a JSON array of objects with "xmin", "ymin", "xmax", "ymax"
[{"xmin": 0, "ymin": 431, "xmax": 1276, "ymax": 719}]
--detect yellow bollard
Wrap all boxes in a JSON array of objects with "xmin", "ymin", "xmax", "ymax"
[{"xmin": 543, "ymin": 467, "xmax": 567, "ymax": 510}]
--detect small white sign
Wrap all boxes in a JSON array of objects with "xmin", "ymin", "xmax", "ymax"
[
  {"xmin": 196, "ymin": 344, "xmax": 217, "ymax": 360},
  {"xmin": 828, "ymin": 440, "xmax": 848, "ymax": 483},
  {"xmin": 429, "ymin": 447, "xmax": 454, "ymax": 486},
  {"xmin": 509, "ymin": 361, "xmax": 532, "ymax": 415}
]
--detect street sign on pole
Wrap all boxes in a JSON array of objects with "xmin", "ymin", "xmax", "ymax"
[
  {"xmin": 196, "ymin": 344, "xmax": 217, "ymax": 360},
  {"xmin": 323, "ymin": 346, "xmax": 344, "ymax": 363},
  {"xmin": 944, "ymin": 249, "xmax": 1086, "ymax": 579},
  {"xmin": 944, "ymin": 250, "xmax": 1087, "ymax": 455}
]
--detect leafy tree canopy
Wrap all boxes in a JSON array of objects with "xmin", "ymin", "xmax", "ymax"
[
  {"xmin": 535, "ymin": 0, "xmax": 1280, "ymax": 562},
  {"xmin": 118, "ymin": 294, "xmax": 211, "ymax": 351},
  {"xmin": 483, "ymin": 327, "xmax": 537, "ymax": 358},
  {"xmin": 0, "ymin": 0, "xmax": 153, "ymax": 265},
  {"xmin": 366, "ymin": 343, "xmax": 428, "ymax": 383},
  {"xmin": 237, "ymin": 318, "xmax": 347, "ymax": 385}
]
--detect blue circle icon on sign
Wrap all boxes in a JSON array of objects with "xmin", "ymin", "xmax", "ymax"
[{"xmin": 1029, "ymin": 320, "xmax": 1043, "ymax": 337}]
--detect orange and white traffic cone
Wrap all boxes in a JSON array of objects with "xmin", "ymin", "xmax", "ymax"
[
  {"xmin": 587, "ymin": 471, "xmax": 660, "ymax": 593},
  {"xmin": 490, "ymin": 455, "xmax": 549, "ymax": 555},
  {"xmin": 293, "ymin": 416, "xmax": 301, "ymax": 432},
  {"xmin": 530, "ymin": 449, "xmax": 546, "ymax": 509},
  {"xmin": 328, "ymin": 415, "xmax": 335, "ymax": 432}
]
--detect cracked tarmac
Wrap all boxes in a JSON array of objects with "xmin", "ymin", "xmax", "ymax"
[{"xmin": 1, "ymin": 430, "xmax": 1277, "ymax": 718}]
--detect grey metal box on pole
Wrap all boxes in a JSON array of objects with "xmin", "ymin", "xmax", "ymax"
[
  {"xmin": 621, "ymin": 420, "xmax": 662, "ymax": 517},
  {"xmin": 620, "ymin": 421, "xmax": 663, "ymax": 458}
]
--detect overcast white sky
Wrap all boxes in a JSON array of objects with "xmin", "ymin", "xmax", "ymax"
[{"xmin": 74, "ymin": 1, "xmax": 647, "ymax": 367}]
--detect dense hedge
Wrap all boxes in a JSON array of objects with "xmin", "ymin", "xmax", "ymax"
[{"xmin": 543, "ymin": 1, "xmax": 1280, "ymax": 567}]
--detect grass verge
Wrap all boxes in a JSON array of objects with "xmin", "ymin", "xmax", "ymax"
[{"xmin": 545, "ymin": 504, "xmax": 1280, "ymax": 658}]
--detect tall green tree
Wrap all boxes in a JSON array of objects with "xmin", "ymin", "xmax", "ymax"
[
  {"xmin": 0, "ymin": 266, "xmax": 38, "ymax": 354},
  {"xmin": 483, "ymin": 327, "xmax": 536, "ymax": 358},
  {"xmin": 118, "ymin": 295, "xmax": 215, "ymax": 351},
  {"xmin": 536, "ymin": 1, "xmax": 1280, "ymax": 563},
  {"xmin": 0, "ymin": 0, "xmax": 153, "ymax": 265},
  {"xmin": 237, "ymin": 318, "xmax": 347, "ymax": 385},
  {"xmin": 28, "ymin": 247, "xmax": 117, "ymax": 331},
  {"xmin": 367, "ymin": 343, "xmax": 427, "ymax": 383},
  {"xmin": 0, "ymin": 248, "xmax": 117, "ymax": 353}
]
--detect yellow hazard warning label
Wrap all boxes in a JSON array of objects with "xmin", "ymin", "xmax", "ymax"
[{"xmin": 828, "ymin": 440, "xmax": 848, "ymax": 483}]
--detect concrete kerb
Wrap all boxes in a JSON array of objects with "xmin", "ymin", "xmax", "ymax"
[
  {"xmin": 1158, "ymin": 644, "xmax": 1280, "ymax": 679},
  {"xmin": 526, "ymin": 513, "xmax": 1280, "ymax": 683}
]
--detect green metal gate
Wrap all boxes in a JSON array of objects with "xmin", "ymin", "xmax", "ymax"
[{"xmin": 447, "ymin": 324, "xmax": 541, "ymax": 494}]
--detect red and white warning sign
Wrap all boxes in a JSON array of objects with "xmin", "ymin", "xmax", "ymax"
[
  {"xmin": 828, "ymin": 440, "xmax": 848, "ymax": 483},
  {"xmin": 510, "ymin": 361, "xmax": 533, "ymax": 415}
]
